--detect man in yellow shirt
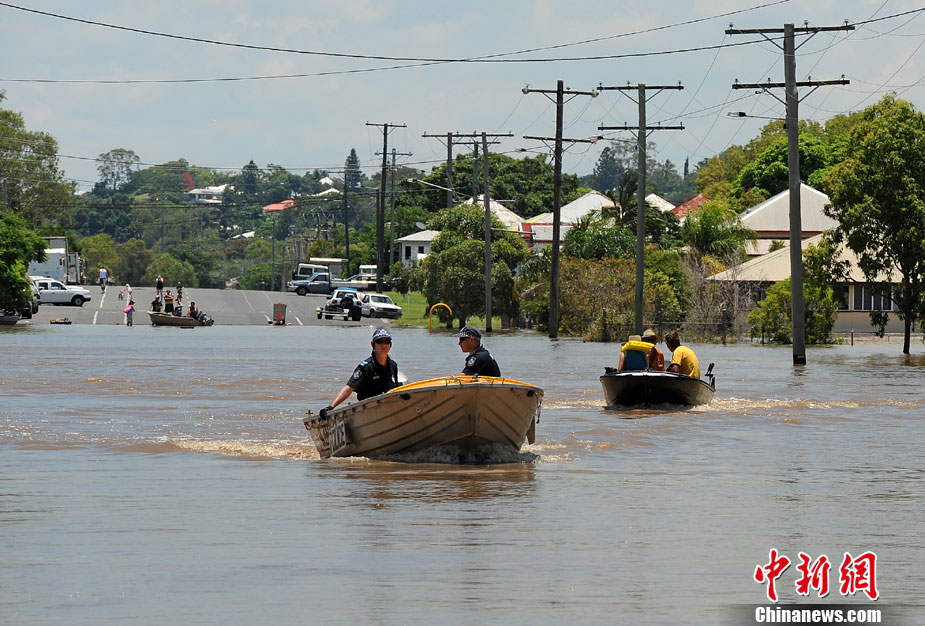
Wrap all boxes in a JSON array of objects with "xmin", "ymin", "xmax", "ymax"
[{"xmin": 665, "ymin": 331, "xmax": 700, "ymax": 378}]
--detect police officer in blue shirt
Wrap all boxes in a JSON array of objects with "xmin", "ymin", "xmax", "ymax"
[
  {"xmin": 320, "ymin": 328, "xmax": 399, "ymax": 417},
  {"xmin": 453, "ymin": 325, "xmax": 501, "ymax": 377}
]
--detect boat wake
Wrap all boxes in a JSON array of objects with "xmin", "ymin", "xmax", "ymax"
[
  {"xmin": 168, "ymin": 438, "xmax": 320, "ymax": 460},
  {"xmin": 378, "ymin": 442, "xmax": 538, "ymax": 465}
]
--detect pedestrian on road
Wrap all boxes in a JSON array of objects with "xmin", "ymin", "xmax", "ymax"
[
  {"xmin": 176, "ymin": 281, "xmax": 183, "ymax": 302},
  {"xmin": 156, "ymin": 274, "xmax": 164, "ymax": 299},
  {"xmin": 124, "ymin": 300, "xmax": 135, "ymax": 326},
  {"xmin": 98, "ymin": 266, "xmax": 108, "ymax": 292}
]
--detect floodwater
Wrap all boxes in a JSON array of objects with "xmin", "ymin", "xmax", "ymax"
[{"xmin": 1, "ymin": 324, "xmax": 923, "ymax": 625}]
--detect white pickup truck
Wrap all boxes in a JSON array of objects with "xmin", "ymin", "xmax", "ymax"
[
  {"xmin": 316, "ymin": 288, "xmax": 364, "ymax": 321},
  {"xmin": 31, "ymin": 277, "xmax": 93, "ymax": 307}
]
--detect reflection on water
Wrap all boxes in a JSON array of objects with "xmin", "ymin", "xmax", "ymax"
[
  {"xmin": 321, "ymin": 460, "xmax": 538, "ymax": 503},
  {"xmin": 2, "ymin": 325, "xmax": 924, "ymax": 624}
]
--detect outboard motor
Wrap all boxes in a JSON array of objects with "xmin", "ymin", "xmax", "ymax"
[{"xmin": 705, "ymin": 362, "xmax": 716, "ymax": 389}]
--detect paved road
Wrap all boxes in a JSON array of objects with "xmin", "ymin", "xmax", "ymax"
[{"xmin": 28, "ymin": 286, "xmax": 377, "ymax": 327}]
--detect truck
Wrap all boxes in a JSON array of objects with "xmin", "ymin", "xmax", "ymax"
[
  {"xmin": 287, "ymin": 272, "xmax": 367, "ymax": 296},
  {"xmin": 291, "ymin": 263, "xmax": 328, "ymax": 281},
  {"xmin": 315, "ymin": 288, "xmax": 364, "ymax": 321},
  {"xmin": 27, "ymin": 237, "xmax": 85, "ymax": 284}
]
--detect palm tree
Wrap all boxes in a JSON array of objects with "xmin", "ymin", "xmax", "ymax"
[{"xmin": 680, "ymin": 201, "xmax": 756, "ymax": 259}]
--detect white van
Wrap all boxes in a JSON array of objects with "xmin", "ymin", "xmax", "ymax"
[{"xmin": 291, "ymin": 263, "xmax": 328, "ymax": 281}]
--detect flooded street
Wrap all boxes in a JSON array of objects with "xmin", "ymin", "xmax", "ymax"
[{"xmin": 2, "ymin": 324, "xmax": 923, "ymax": 624}]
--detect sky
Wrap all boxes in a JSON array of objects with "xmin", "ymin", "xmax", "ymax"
[{"xmin": 3, "ymin": 0, "xmax": 925, "ymax": 195}]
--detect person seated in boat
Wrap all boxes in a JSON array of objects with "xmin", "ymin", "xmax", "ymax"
[
  {"xmin": 188, "ymin": 302, "xmax": 198, "ymax": 318},
  {"xmin": 617, "ymin": 334, "xmax": 648, "ymax": 372},
  {"xmin": 150, "ymin": 296, "xmax": 162, "ymax": 313},
  {"xmin": 642, "ymin": 328, "xmax": 665, "ymax": 371},
  {"xmin": 163, "ymin": 290, "xmax": 175, "ymax": 314},
  {"xmin": 319, "ymin": 328, "xmax": 400, "ymax": 417},
  {"xmin": 453, "ymin": 325, "xmax": 500, "ymax": 377},
  {"xmin": 665, "ymin": 331, "xmax": 700, "ymax": 378}
]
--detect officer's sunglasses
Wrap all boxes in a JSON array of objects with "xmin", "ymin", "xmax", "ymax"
[{"xmin": 374, "ymin": 338, "xmax": 392, "ymax": 345}]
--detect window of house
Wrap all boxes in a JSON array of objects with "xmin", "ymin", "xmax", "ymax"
[
  {"xmin": 853, "ymin": 284, "xmax": 896, "ymax": 311},
  {"xmin": 418, "ymin": 246, "xmax": 425, "ymax": 254},
  {"xmin": 836, "ymin": 285, "xmax": 849, "ymax": 311},
  {"xmin": 404, "ymin": 246, "xmax": 411, "ymax": 260}
]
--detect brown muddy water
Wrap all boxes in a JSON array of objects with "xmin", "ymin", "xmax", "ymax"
[{"xmin": 1, "ymin": 324, "xmax": 923, "ymax": 625}]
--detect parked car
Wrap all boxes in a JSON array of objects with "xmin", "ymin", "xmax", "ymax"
[
  {"xmin": 20, "ymin": 283, "xmax": 40, "ymax": 319},
  {"xmin": 316, "ymin": 288, "xmax": 363, "ymax": 321},
  {"xmin": 31, "ymin": 277, "xmax": 93, "ymax": 307},
  {"xmin": 361, "ymin": 293, "xmax": 402, "ymax": 319}
]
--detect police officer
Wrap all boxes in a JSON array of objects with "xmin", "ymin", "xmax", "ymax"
[
  {"xmin": 320, "ymin": 328, "xmax": 399, "ymax": 417},
  {"xmin": 453, "ymin": 325, "xmax": 500, "ymax": 377}
]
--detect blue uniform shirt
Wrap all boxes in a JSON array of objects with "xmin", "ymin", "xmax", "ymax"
[
  {"xmin": 348, "ymin": 353, "xmax": 399, "ymax": 400},
  {"xmin": 462, "ymin": 344, "xmax": 500, "ymax": 377}
]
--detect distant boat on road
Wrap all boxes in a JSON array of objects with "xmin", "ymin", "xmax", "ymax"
[{"xmin": 148, "ymin": 311, "xmax": 214, "ymax": 327}]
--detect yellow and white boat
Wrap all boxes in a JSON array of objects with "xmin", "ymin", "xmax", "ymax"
[{"xmin": 304, "ymin": 375, "xmax": 544, "ymax": 459}]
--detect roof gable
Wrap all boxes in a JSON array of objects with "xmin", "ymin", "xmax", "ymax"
[{"xmin": 740, "ymin": 184, "xmax": 838, "ymax": 233}]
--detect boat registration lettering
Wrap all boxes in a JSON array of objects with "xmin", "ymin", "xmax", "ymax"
[{"xmin": 329, "ymin": 419, "xmax": 348, "ymax": 455}]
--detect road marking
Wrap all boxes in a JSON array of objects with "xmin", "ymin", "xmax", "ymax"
[
  {"xmin": 240, "ymin": 290, "xmax": 255, "ymax": 312},
  {"xmin": 263, "ymin": 314, "xmax": 271, "ymax": 323},
  {"xmin": 93, "ymin": 311, "xmax": 98, "ymax": 325},
  {"xmin": 99, "ymin": 289, "xmax": 106, "ymax": 308},
  {"xmin": 295, "ymin": 316, "xmax": 303, "ymax": 326}
]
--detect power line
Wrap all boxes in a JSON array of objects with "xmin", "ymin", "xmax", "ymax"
[{"xmin": 0, "ymin": 1, "xmax": 790, "ymax": 65}]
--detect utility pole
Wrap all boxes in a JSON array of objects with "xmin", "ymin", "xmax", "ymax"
[
  {"xmin": 423, "ymin": 132, "xmax": 510, "ymax": 206},
  {"xmin": 524, "ymin": 80, "xmax": 600, "ymax": 339},
  {"xmin": 599, "ymin": 82, "xmax": 684, "ymax": 335},
  {"xmin": 482, "ymin": 132, "xmax": 493, "ymax": 333},
  {"xmin": 271, "ymin": 213, "xmax": 277, "ymax": 292},
  {"xmin": 727, "ymin": 22, "xmax": 852, "ymax": 365},
  {"xmin": 367, "ymin": 122, "xmax": 406, "ymax": 291},
  {"xmin": 342, "ymin": 175, "xmax": 350, "ymax": 274},
  {"xmin": 426, "ymin": 132, "xmax": 511, "ymax": 329},
  {"xmin": 422, "ymin": 131, "xmax": 455, "ymax": 208},
  {"xmin": 385, "ymin": 148, "xmax": 413, "ymax": 268}
]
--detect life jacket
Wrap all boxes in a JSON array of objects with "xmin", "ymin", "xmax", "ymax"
[{"xmin": 621, "ymin": 340, "xmax": 654, "ymax": 371}]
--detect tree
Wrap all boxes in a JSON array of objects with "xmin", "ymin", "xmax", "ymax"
[
  {"xmin": 97, "ymin": 148, "xmax": 140, "ymax": 193},
  {"xmin": 143, "ymin": 252, "xmax": 198, "ymax": 287},
  {"xmin": 344, "ymin": 149, "xmax": 362, "ymax": 189},
  {"xmin": 0, "ymin": 94, "xmax": 77, "ymax": 226},
  {"xmin": 591, "ymin": 147, "xmax": 624, "ymax": 192},
  {"xmin": 79, "ymin": 233, "xmax": 120, "ymax": 281},
  {"xmin": 680, "ymin": 200, "xmax": 756, "ymax": 260},
  {"xmin": 821, "ymin": 94, "xmax": 925, "ymax": 353},
  {"xmin": 562, "ymin": 215, "xmax": 634, "ymax": 260},
  {"xmin": 747, "ymin": 277, "xmax": 837, "ymax": 345},
  {"xmin": 421, "ymin": 204, "xmax": 530, "ymax": 327},
  {"xmin": 733, "ymin": 135, "xmax": 830, "ymax": 198},
  {"xmin": 0, "ymin": 213, "xmax": 46, "ymax": 313},
  {"xmin": 115, "ymin": 239, "xmax": 153, "ymax": 286}
]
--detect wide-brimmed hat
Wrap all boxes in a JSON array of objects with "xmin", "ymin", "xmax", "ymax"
[
  {"xmin": 642, "ymin": 329, "xmax": 657, "ymax": 340},
  {"xmin": 452, "ymin": 325, "xmax": 482, "ymax": 340},
  {"xmin": 372, "ymin": 328, "xmax": 392, "ymax": 341},
  {"xmin": 628, "ymin": 334, "xmax": 642, "ymax": 342}
]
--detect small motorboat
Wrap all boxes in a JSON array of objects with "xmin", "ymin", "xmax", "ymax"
[
  {"xmin": 304, "ymin": 375, "xmax": 544, "ymax": 459},
  {"xmin": 600, "ymin": 364, "xmax": 716, "ymax": 409},
  {"xmin": 148, "ymin": 310, "xmax": 214, "ymax": 327}
]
